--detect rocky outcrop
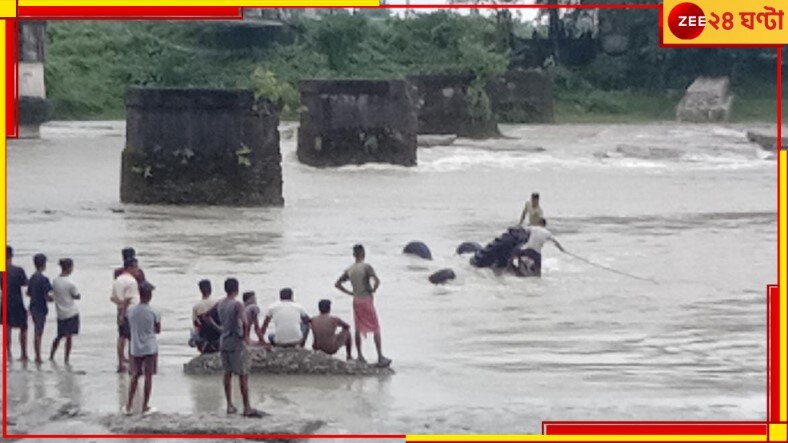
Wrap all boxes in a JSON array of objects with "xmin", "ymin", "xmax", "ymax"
[
  {"xmin": 486, "ymin": 70, "xmax": 554, "ymax": 124},
  {"xmin": 746, "ymin": 129, "xmax": 786, "ymax": 151},
  {"xmin": 297, "ymin": 80, "xmax": 417, "ymax": 167},
  {"xmin": 6, "ymin": 393, "xmax": 321, "ymax": 439},
  {"xmin": 428, "ymin": 268, "xmax": 456, "ymax": 285},
  {"xmin": 101, "ymin": 412, "xmax": 323, "ymax": 439},
  {"xmin": 6, "ymin": 397, "xmax": 83, "ymax": 436},
  {"xmin": 676, "ymin": 77, "xmax": 733, "ymax": 123},
  {"xmin": 407, "ymin": 74, "xmax": 500, "ymax": 139},
  {"xmin": 417, "ymin": 134, "xmax": 456, "ymax": 147},
  {"xmin": 183, "ymin": 347, "xmax": 395, "ymax": 376},
  {"xmin": 121, "ymin": 87, "xmax": 284, "ymax": 206}
]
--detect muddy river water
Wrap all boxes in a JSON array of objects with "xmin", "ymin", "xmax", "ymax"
[{"xmin": 4, "ymin": 121, "xmax": 775, "ymax": 437}]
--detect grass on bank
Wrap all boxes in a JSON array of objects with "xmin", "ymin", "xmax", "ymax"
[
  {"xmin": 58, "ymin": 94, "xmax": 783, "ymax": 125},
  {"xmin": 43, "ymin": 21, "xmax": 784, "ymax": 124},
  {"xmin": 554, "ymin": 90, "xmax": 782, "ymax": 124}
]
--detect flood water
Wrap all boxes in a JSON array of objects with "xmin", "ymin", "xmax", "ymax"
[{"xmin": 3, "ymin": 121, "xmax": 776, "ymax": 436}]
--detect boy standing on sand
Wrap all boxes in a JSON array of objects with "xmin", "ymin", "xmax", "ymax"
[
  {"xmin": 112, "ymin": 258, "xmax": 140, "ymax": 373},
  {"xmin": 6, "ymin": 246, "xmax": 29, "ymax": 361},
  {"xmin": 123, "ymin": 281, "xmax": 160, "ymax": 416},
  {"xmin": 27, "ymin": 253, "xmax": 53, "ymax": 363},
  {"xmin": 50, "ymin": 259, "xmax": 81, "ymax": 364},
  {"xmin": 335, "ymin": 244, "xmax": 391, "ymax": 367},
  {"xmin": 208, "ymin": 278, "xmax": 262, "ymax": 418}
]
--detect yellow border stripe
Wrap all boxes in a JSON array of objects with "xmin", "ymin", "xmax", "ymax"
[
  {"xmin": 18, "ymin": 0, "xmax": 380, "ymax": 6},
  {"xmin": 781, "ymin": 149, "xmax": 787, "ymax": 422},
  {"xmin": 406, "ymin": 435, "xmax": 766, "ymax": 442},
  {"xmin": 0, "ymin": 20, "xmax": 6, "ymax": 272},
  {"xmin": 0, "ymin": 1, "xmax": 15, "ymax": 19},
  {"xmin": 0, "ymin": 3, "xmax": 784, "ymax": 438}
]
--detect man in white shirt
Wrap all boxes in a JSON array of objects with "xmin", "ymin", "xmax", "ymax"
[
  {"xmin": 260, "ymin": 288, "xmax": 310, "ymax": 348},
  {"xmin": 519, "ymin": 192, "xmax": 544, "ymax": 227},
  {"xmin": 49, "ymin": 258, "xmax": 81, "ymax": 364},
  {"xmin": 517, "ymin": 218, "xmax": 565, "ymax": 277},
  {"xmin": 111, "ymin": 258, "xmax": 140, "ymax": 373}
]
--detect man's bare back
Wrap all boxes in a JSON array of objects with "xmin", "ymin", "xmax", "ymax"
[{"xmin": 311, "ymin": 314, "xmax": 351, "ymax": 358}]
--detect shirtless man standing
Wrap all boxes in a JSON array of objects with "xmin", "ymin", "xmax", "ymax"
[{"xmin": 335, "ymin": 244, "xmax": 391, "ymax": 367}]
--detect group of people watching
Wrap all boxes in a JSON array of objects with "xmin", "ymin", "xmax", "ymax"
[
  {"xmin": 192, "ymin": 285, "xmax": 352, "ymax": 359},
  {"xmin": 184, "ymin": 243, "xmax": 392, "ymax": 417},
  {"xmin": 3, "ymin": 246, "xmax": 81, "ymax": 364},
  {"xmin": 190, "ymin": 244, "xmax": 392, "ymax": 367},
  {"xmin": 2, "ymin": 242, "xmax": 391, "ymax": 418}
]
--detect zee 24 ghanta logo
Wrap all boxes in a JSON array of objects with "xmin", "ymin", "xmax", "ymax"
[{"xmin": 667, "ymin": 1, "xmax": 785, "ymax": 40}]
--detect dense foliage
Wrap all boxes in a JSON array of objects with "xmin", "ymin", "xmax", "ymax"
[{"xmin": 44, "ymin": 10, "xmax": 781, "ymax": 121}]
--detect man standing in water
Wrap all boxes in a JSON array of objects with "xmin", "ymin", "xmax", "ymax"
[
  {"xmin": 50, "ymin": 259, "xmax": 81, "ymax": 364},
  {"xmin": 519, "ymin": 192, "xmax": 544, "ymax": 227},
  {"xmin": 6, "ymin": 246, "xmax": 29, "ymax": 361},
  {"xmin": 27, "ymin": 253, "xmax": 53, "ymax": 363},
  {"xmin": 210, "ymin": 278, "xmax": 262, "ymax": 418},
  {"xmin": 516, "ymin": 218, "xmax": 565, "ymax": 277},
  {"xmin": 124, "ymin": 281, "xmax": 160, "ymax": 416},
  {"xmin": 335, "ymin": 244, "xmax": 391, "ymax": 367}
]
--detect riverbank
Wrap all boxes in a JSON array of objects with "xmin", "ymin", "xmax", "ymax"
[
  {"xmin": 45, "ymin": 93, "xmax": 784, "ymax": 126},
  {"xmin": 555, "ymin": 91, "xmax": 783, "ymax": 124},
  {"xmin": 44, "ymin": 20, "xmax": 783, "ymax": 124}
]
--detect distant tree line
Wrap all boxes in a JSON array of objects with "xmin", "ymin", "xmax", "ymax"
[{"xmin": 44, "ymin": 6, "xmax": 780, "ymax": 119}]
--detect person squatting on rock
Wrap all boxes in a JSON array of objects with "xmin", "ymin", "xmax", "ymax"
[
  {"xmin": 49, "ymin": 258, "xmax": 81, "ymax": 364},
  {"xmin": 260, "ymin": 288, "xmax": 311, "ymax": 348},
  {"xmin": 335, "ymin": 244, "xmax": 391, "ymax": 368},
  {"xmin": 311, "ymin": 299, "xmax": 353, "ymax": 360},
  {"xmin": 242, "ymin": 291, "xmax": 265, "ymax": 344},
  {"xmin": 123, "ymin": 281, "xmax": 161, "ymax": 416}
]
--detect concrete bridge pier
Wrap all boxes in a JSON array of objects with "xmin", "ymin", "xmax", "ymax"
[{"xmin": 18, "ymin": 21, "xmax": 50, "ymax": 139}]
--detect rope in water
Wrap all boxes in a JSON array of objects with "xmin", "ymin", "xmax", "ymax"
[{"xmin": 563, "ymin": 251, "xmax": 660, "ymax": 285}]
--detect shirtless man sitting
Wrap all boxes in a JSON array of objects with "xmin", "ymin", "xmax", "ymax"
[{"xmin": 310, "ymin": 299, "xmax": 352, "ymax": 360}]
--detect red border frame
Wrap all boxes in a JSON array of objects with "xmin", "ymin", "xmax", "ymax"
[
  {"xmin": 17, "ymin": 6, "xmax": 243, "ymax": 19},
  {"xmin": 3, "ymin": 3, "xmax": 784, "ymax": 440},
  {"xmin": 5, "ymin": 20, "xmax": 16, "ymax": 138},
  {"xmin": 541, "ymin": 422, "xmax": 769, "ymax": 435}
]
